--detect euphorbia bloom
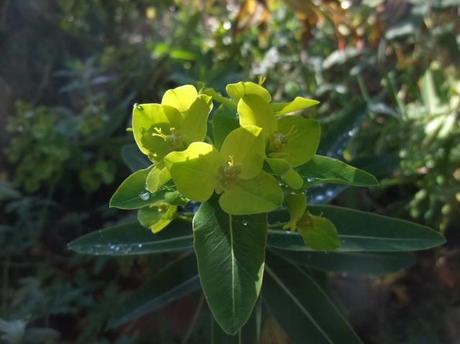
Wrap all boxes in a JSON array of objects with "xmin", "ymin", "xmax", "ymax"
[
  {"xmin": 164, "ymin": 126, "xmax": 283, "ymax": 215},
  {"xmin": 225, "ymin": 82, "xmax": 321, "ymax": 190},
  {"xmin": 131, "ymin": 85, "xmax": 213, "ymax": 192}
]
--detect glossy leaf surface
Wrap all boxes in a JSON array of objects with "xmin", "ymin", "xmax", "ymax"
[
  {"xmin": 264, "ymin": 252, "xmax": 362, "ymax": 344},
  {"xmin": 193, "ymin": 200, "xmax": 267, "ymax": 334},
  {"xmin": 268, "ymin": 206, "xmax": 445, "ymax": 252},
  {"xmin": 67, "ymin": 220, "xmax": 192, "ymax": 255}
]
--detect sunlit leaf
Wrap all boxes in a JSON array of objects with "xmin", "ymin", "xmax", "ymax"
[{"xmin": 272, "ymin": 97, "xmax": 319, "ymax": 115}]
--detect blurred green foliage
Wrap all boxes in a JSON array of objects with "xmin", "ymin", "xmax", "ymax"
[{"xmin": 0, "ymin": 0, "xmax": 459, "ymax": 342}]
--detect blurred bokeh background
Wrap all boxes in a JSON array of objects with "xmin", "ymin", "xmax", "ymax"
[{"xmin": 0, "ymin": 0, "xmax": 459, "ymax": 342}]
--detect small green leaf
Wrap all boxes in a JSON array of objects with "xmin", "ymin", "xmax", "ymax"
[
  {"xmin": 67, "ymin": 220, "xmax": 192, "ymax": 256},
  {"xmin": 276, "ymin": 251, "xmax": 415, "ymax": 275},
  {"xmin": 165, "ymin": 142, "xmax": 222, "ymax": 202},
  {"xmin": 226, "ymin": 81, "xmax": 271, "ymax": 102},
  {"xmin": 145, "ymin": 165, "xmax": 171, "ymax": 193},
  {"xmin": 238, "ymin": 95, "xmax": 277, "ymax": 135},
  {"xmin": 268, "ymin": 206, "xmax": 445, "ymax": 252},
  {"xmin": 220, "ymin": 126, "xmax": 265, "ymax": 179},
  {"xmin": 297, "ymin": 155, "xmax": 379, "ymax": 186},
  {"xmin": 161, "ymin": 84, "xmax": 198, "ymax": 112},
  {"xmin": 110, "ymin": 168, "xmax": 165, "ymax": 209},
  {"xmin": 297, "ymin": 215, "xmax": 340, "ymax": 251},
  {"xmin": 193, "ymin": 200, "xmax": 267, "ymax": 335},
  {"xmin": 264, "ymin": 251, "xmax": 363, "ymax": 344},
  {"xmin": 270, "ymin": 116, "xmax": 320, "ymax": 167},
  {"xmin": 137, "ymin": 204, "xmax": 177, "ymax": 233},
  {"xmin": 266, "ymin": 158, "xmax": 304, "ymax": 190},
  {"xmin": 272, "ymin": 97, "xmax": 319, "ymax": 115},
  {"xmin": 211, "ymin": 104, "xmax": 239, "ymax": 149},
  {"xmin": 219, "ymin": 172, "xmax": 283, "ymax": 215}
]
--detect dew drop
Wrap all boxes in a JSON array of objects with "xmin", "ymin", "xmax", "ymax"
[
  {"xmin": 137, "ymin": 244, "xmax": 143, "ymax": 248},
  {"xmin": 139, "ymin": 192, "xmax": 150, "ymax": 201},
  {"xmin": 241, "ymin": 219, "xmax": 248, "ymax": 227}
]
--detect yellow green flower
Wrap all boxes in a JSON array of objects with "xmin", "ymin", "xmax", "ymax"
[{"xmin": 164, "ymin": 126, "xmax": 283, "ymax": 215}]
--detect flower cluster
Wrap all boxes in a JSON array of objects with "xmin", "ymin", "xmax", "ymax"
[{"xmin": 132, "ymin": 81, "xmax": 320, "ymax": 216}]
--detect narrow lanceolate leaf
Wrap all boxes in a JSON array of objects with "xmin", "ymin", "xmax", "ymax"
[
  {"xmin": 110, "ymin": 168, "xmax": 165, "ymax": 209},
  {"xmin": 268, "ymin": 206, "xmax": 445, "ymax": 252},
  {"xmin": 121, "ymin": 144, "xmax": 151, "ymax": 172},
  {"xmin": 108, "ymin": 254, "xmax": 199, "ymax": 329},
  {"xmin": 67, "ymin": 220, "xmax": 192, "ymax": 256},
  {"xmin": 264, "ymin": 251, "xmax": 363, "ymax": 344},
  {"xmin": 297, "ymin": 155, "xmax": 378, "ymax": 187},
  {"xmin": 193, "ymin": 200, "xmax": 267, "ymax": 335},
  {"xmin": 275, "ymin": 250, "xmax": 415, "ymax": 275}
]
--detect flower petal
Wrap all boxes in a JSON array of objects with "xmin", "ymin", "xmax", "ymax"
[
  {"xmin": 297, "ymin": 215, "xmax": 340, "ymax": 251},
  {"xmin": 226, "ymin": 81, "xmax": 271, "ymax": 102},
  {"xmin": 161, "ymin": 84, "xmax": 198, "ymax": 112},
  {"xmin": 219, "ymin": 172, "xmax": 283, "ymax": 215},
  {"xmin": 180, "ymin": 94, "xmax": 213, "ymax": 143},
  {"xmin": 146, "ymin": 165, "xmax": 171, "ymax": 193},
  {"xmin": 132, "ymin": 103, "xmax": 179, "ymax": 160},
  {"xmin": 271, "ymin": 116, "xmax": 320, "ymax": 167},
  {"xmin": 272, "ymin": 97, "xmax": 319, "ymax": 115},
  {"xmin": 164, "ymin": 142, "xmax": 222, "ymax": 202},
  {"xmin": 238, "ymin": 94, "xmax": 277, "ymax": 135},
  {"xmin": 220, "ymin": 126, "xmax": 265, "ymax": 179}
]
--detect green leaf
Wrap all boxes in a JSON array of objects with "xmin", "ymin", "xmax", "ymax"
[
  {"xmin": 161, "ymin": 84, "xmax": 198, "ymax": 112},
  {"xmin": 121, "ymin": 144, "xmax": 150, "ymax": 172},
  {"xmin": 275, "ymin": 251, "xmax": 415, "ymax": 275},
  {"xmin": 67, "ymin": 220, "xmax": 192, "ymax": 256},
  {"xmin": 165, "ymin": 142, "xmax": 222, "ymax": 202},
  {"xmin": 0, "ymin": 182, "xmax": 20, "ymax": 201},
  {"xmin": 226, "ymin": 81, "xmax": 271, "ymax": 102},
  {"xmin": 211, "ymin": 104, "xmax": 239, "ymax": 149},
  {"xmin": 220, "ymin": 126, "xmax": 265, "ymax": 179},
  {"xmin": 108, "ymin": 254, "xmax": 199, "ymax": 329},
  {"xmin": 297, "ymin": 155, "xmax": 378, "ymax": 186},
  {"xmin": 264, "ymin": 251, "xmax": 363, "ymax": 344},
  {"xmin": 219, "ymin": 172, "xmax": 283, "ymax": 215},
  {"xmin": 284, "ymin": 193, "xmax": 307, "ymax": 230},
  {"xmin": 297, "ymin": 215, "xmax": 340, "ymax": 251},
  {"xmin": 211, "ymin": 304, "xmax": 261, "ymax": 344},
  {"xmin": 270, "ymin": 116, "xmax": 320, "ymax": 167},
  {"xmin": 193, "ymin": 200, "xmax": 267, "ymax": 335},
  {"xmin": 268, "ymin": 205, "xmax": 445, "ymax": 251},
  {"xmin": 238, "ymin": 94, "xmax": 277, "ymax": 134},
  {"xmin": 137, "ymin": 204, "xmax": 177, "ymax": 234},
  {"xmin": 272, "ymin": 97, "xmax": 319, "ymax": 115},
  {"xmin": 266, "ymin": 158, "xmax": 304, "ymax": 190},
  {"xmin": 110, "ymin": 168, "xmax": 165, "ymax": 209}
]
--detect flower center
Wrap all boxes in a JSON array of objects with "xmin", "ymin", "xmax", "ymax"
[
  {"xmin": 152, "ymin": 127, "xmax": 185, "ymax": 150},
  {"xmin": 219, "ymin": 156, "xmax": 241, "ymax": 188},
  {"xmin": 267, "ymin": 125, "xmax": 297, "ymax": 153}
]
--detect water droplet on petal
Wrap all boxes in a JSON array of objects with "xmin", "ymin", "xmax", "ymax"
[{"xmin": 139, "ymin": 192, "xmax": 150, "ymax": 201}]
